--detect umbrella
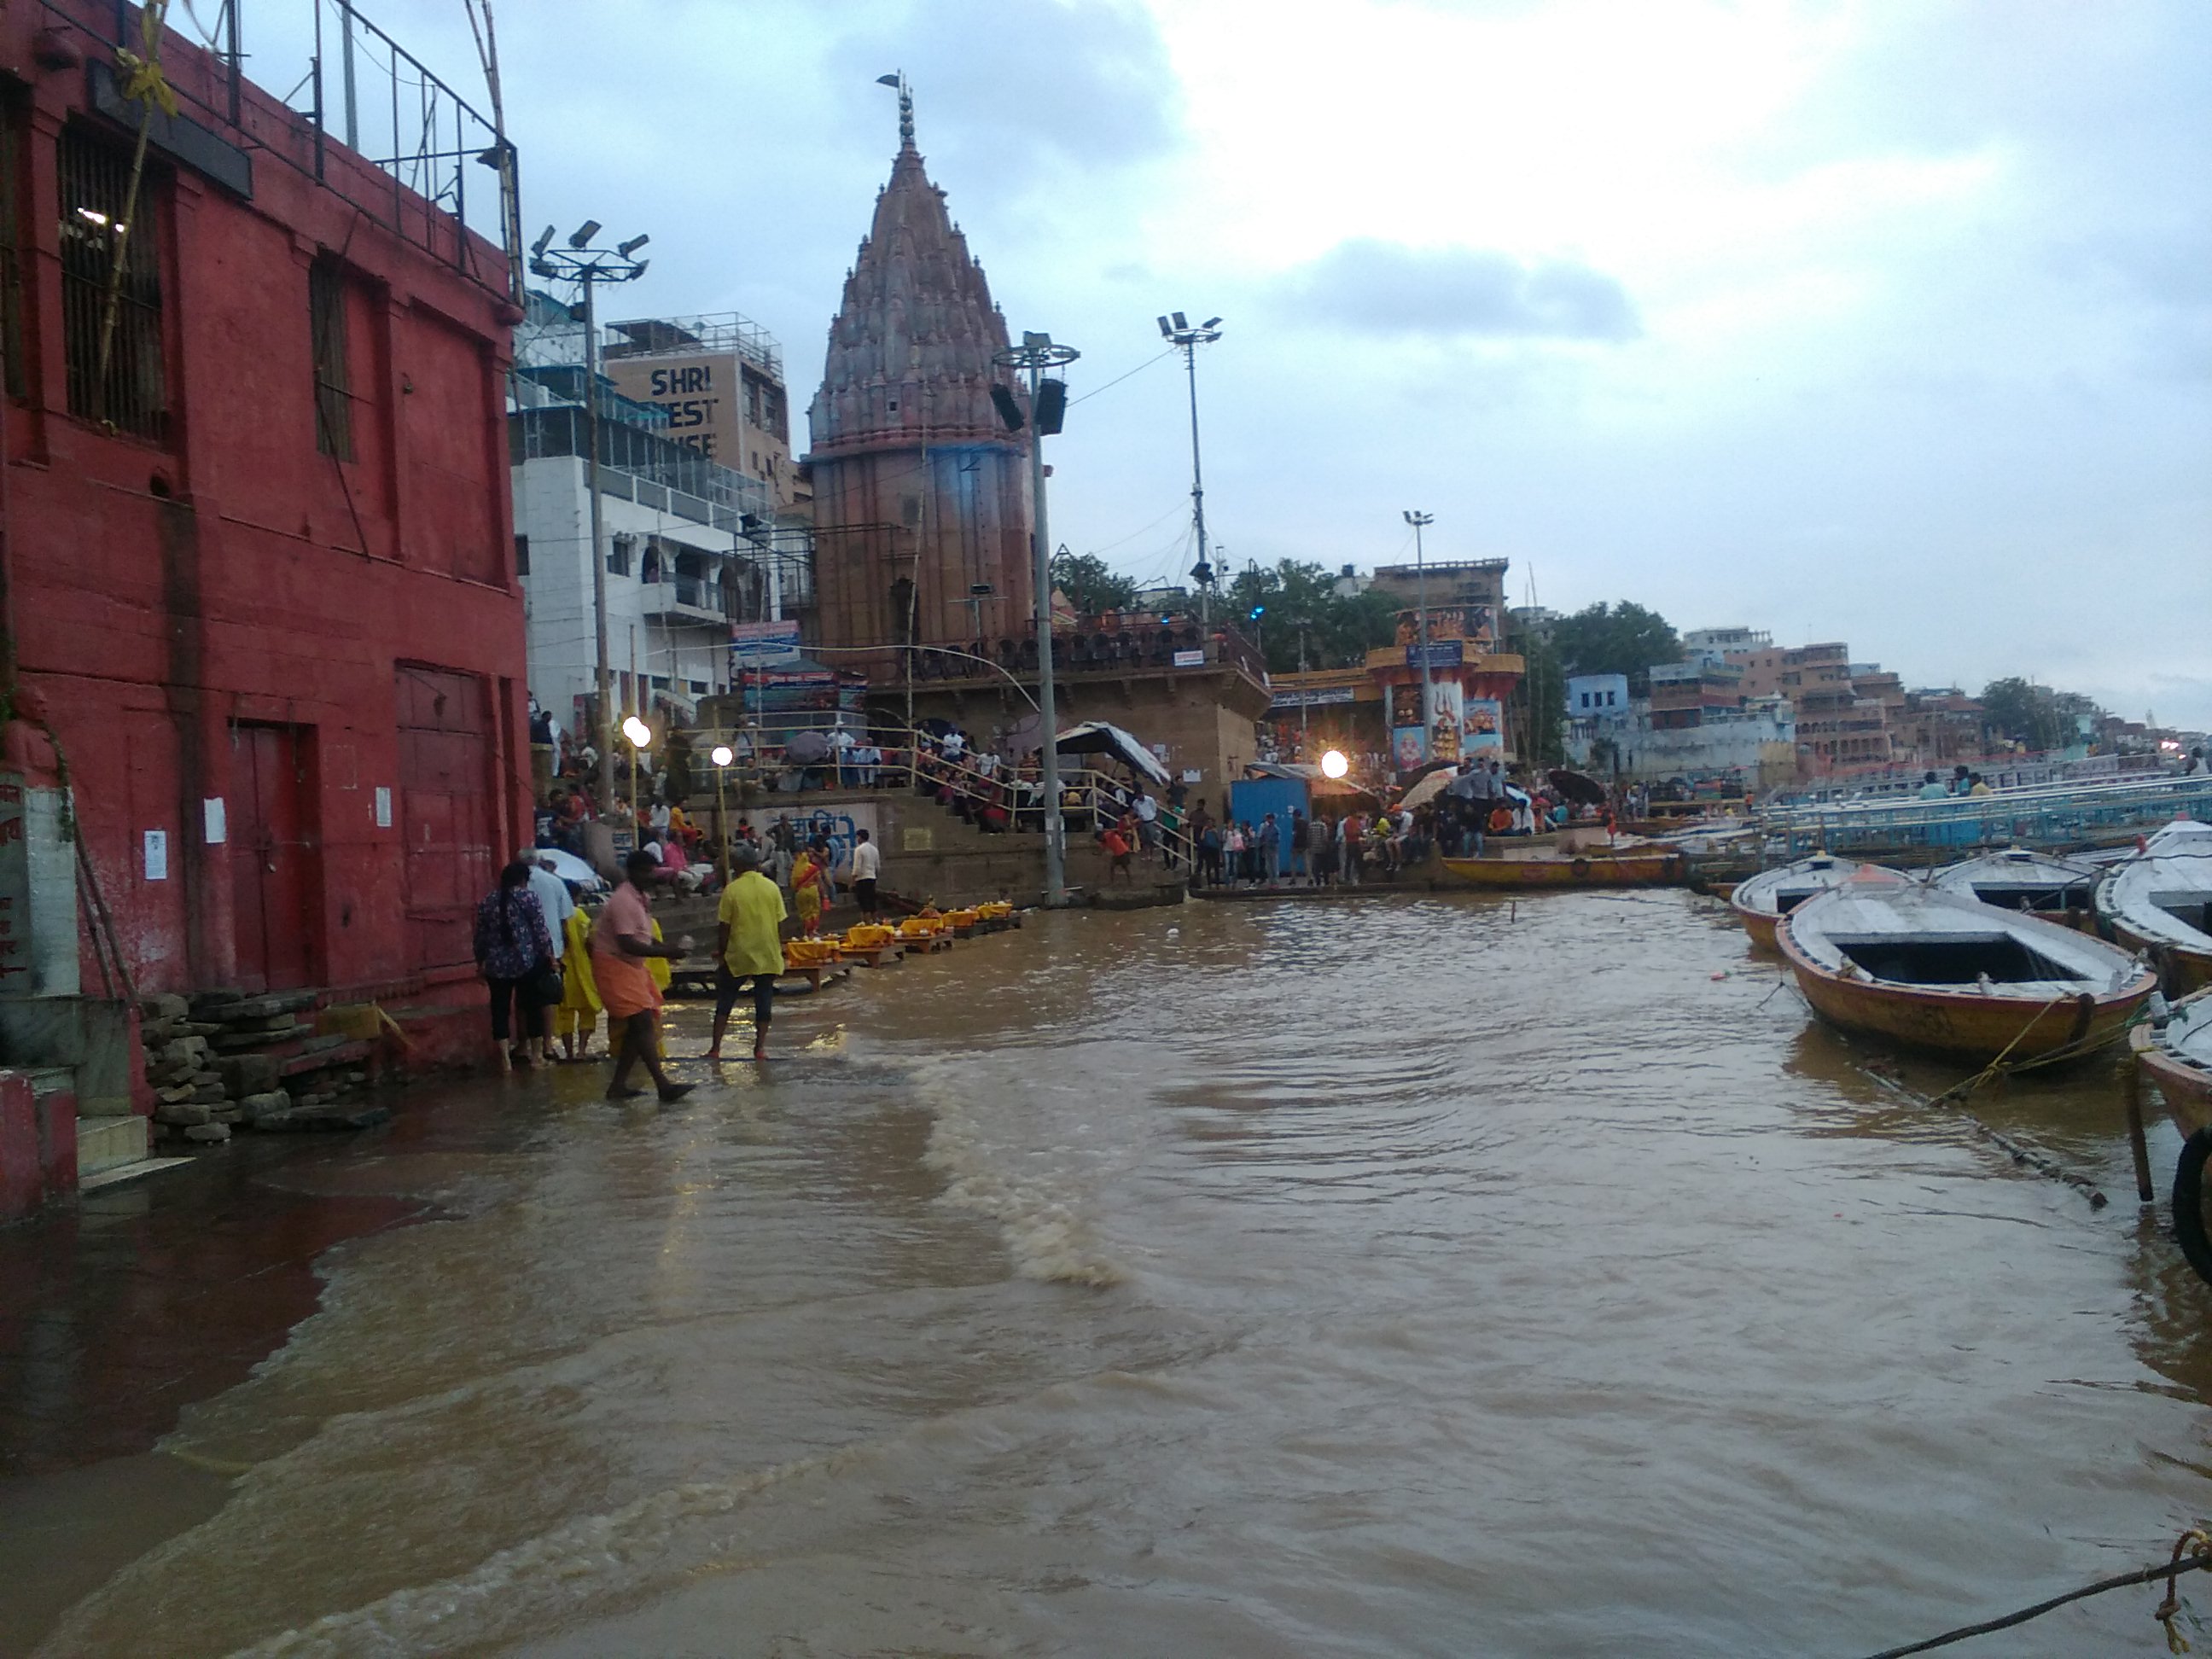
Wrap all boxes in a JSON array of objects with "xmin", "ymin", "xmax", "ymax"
[
  {"xmin": 784, "ymin": 730, "xmax": 831, "ymax": 764},
  {"xmin": 533, "ymin": 847, "xmax": 607, "ymax": 892},
  {"xmin": 1547, "ymin": 768, "xmax": 1607, "ymax": 806},
  {"xmin": 1396, "ymin": 768, "xmax": 1460, "ymax": 811},
  {"xmin": 1056, "ymin": 721, "xmax": 1172, "ymax": 786}
]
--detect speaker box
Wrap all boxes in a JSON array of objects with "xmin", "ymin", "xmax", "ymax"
[
  {"xmin": 1033, "ymin": 378, "xmax": 1068, "ymax": 435},
  {"xmin": 990, "ymin": 383, "xmax": 1026, "ymax": 431}
]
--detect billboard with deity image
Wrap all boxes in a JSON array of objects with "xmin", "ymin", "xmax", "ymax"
[
  {"xmin": 1429, "ymin": 680, "xmax": 1464, "ymax": 762},
  {"xmin": 1464, "ymin": 696, "xmax": 1505, "ymax": 754}
]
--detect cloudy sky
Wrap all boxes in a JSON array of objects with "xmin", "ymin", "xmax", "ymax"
[{"xmin": 265, "ymin": 1, "xmax": 2211, "ymax": 726}]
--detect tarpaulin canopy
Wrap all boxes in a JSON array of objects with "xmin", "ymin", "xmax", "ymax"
[
  {"xmin": 1244, "ymin": 760, "xmax": 1381, "ymax": 806},
  {"xmin": 1057, "ymin": 722, "xmax": 1173, "ymax": 786}
]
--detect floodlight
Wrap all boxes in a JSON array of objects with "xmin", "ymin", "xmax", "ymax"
[
  {"xmin": 617, "ymin": 233, "xmax": 649, "ymax": 257},
  {"xmin": 530, "ymin": 224, "xmax": 556, "ymax": 260},
  {"xmin": 568, "ymin": 219, "xmax": 601, "ymax": 248}
]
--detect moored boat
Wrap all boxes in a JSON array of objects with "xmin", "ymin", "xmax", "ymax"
[
  {"xmin": 1727, "ymin": 853, "xmax": 1867, "ymax": 949},
  {"xmin": 1930, "ymin": 846, "xmax": 2103, "ymax": 926},
  {"xmin": 1778, "ymin": 872, "xmax": 2157, "ymax": 1062},
  {"xmin": 1441, "ymin": 847, "xmax": 1683, "ymax": 888},
  {"xmin": 2131, "ymin": 989, "xmax": 2212, "ymax": 1283},
  {"xmin": 2095, "ymin": 819, "xmax": 2212, "ymax": 992}
]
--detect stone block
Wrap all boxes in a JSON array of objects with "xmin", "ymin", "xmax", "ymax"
[
  {"xmin": 183, "ymin": 1122, "xmax": 231, "ymax": 1144},
  {"xmin": 154, "ymin": 1101, "xmax": 211, "ymax": 1126},
  {"xmin": 140, "ymin": 992, "xmax": 189, "ymax": 1023},
  {"xmin": 208, "ymin": 1106, "xmax": 242, "ymax": 1125},
  {"xmin": 218, "ymin": 1054, "xmax": 282, "ymax": 1096},
  {"xmin": 189, "ymin": 989, "xmax": 245, "ymax": 1013},
  {"xmin": 188, "ymin": 1083, "xmax": 227, "ymax": 1104},
  {"xmin": 237, "ymin": 1090, "xmax": 291, "ymax": 1122}
]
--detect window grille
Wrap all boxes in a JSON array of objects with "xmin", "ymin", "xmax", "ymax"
[
  {"xmin": 58, "ymin": 126, "xmax": 166, "ymax": 439},
  {"xmin": 310, "ymin": 257, "xmax": 353, "ymax": 460},
  {"xmin": 0, "ymin": 105, "xmax": 24, "ymax": 399}
]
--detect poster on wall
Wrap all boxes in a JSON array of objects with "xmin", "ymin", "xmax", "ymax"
[
  {"xmin": 1464, "ymin": 696, "xmax": 1505, "ymax": 754},
  {"xmin": 1429, "ymin": 681, "xmax": 1464, "ymax": 763},
  {"xmin": 1392, "ymin": 727, "xmax": 1427, "ymax": 771},
  {"xmin": 731, "ymin": 620, "xmax": 803, "ymax": 667},
  {"xmin": 1388, "ymin": 684, "xmax": 1423, "ymax": 729}
]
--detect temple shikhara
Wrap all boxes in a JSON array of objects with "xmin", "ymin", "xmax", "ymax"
[{"xmin": 806, "ymin": 85, "xmax": 1034, "ymax": 675}]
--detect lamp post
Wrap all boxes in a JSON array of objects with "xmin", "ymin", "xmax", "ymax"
[
  {"xmin": 1158, "ymin": 311, "xmax": 1222, "ymax": 626},
  {"xmin": 1403, "ymin": 510, "xmax": 1435, "ymax": 764},
  {"xmin": 992, "ymin": 329, "xmax": 1080, "ymax": 906},
  {"xmin": 622, "ymin": 714, "xmax": 652, "ymax": 826},
  {"xmin": 710, "ymin": 742, "xmax": 733, "ymax": 877},
  {"xmin": 529, "ymin": 220, "xmax": 650, "ymax": 815}
]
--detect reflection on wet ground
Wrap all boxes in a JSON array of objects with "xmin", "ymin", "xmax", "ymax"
[{"xmin": 5, "ymin": 889, "xmax": 2212, "ymax": 1656}]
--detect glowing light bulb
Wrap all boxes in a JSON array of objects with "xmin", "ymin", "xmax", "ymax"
[
  {"xmin": 1321, "ymin": 750, "xmax": 1349, "ymax": 779},
  {"xmin": 711, "ymin": 745, "xmax": 735, "ymax": 767},
  {"xmin": 622, "ymin": 716, "xmax": 653, "ymax": 748}
]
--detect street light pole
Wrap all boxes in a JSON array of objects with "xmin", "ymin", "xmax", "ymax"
[
  {"xmin": 529, "ymin": 220, "xmax": 650, "ymax": 817},
  {"xmin": 1159, "ymin": 312, "xmax": 1222, "ymax": 626},
  {"xmin": 1404, "ymin": 510, "xmax": 1435, "ymax": 764},
  {"xmin": 993, "ymin": 330, "xmax": 1080, "ymax": 906}
]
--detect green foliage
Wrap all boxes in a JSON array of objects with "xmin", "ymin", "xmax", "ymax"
[
  {"xmin": 1549, "ymin": 601, "xmax": 1680, "ymax": 696},
  {"xmin": 1050, "ymin": 551, "xmax": 1138, "ymax": 616},
  {"xmin": 1224, "ymin": 559, "xmax": 1401, "ymax": 673},
  {"xmin": 1512, "ymin": 626, "xmax": 1567, "ymax": 765},
  {"xmin": 1980, "ymin": 677, "xmax": 2100, "ymax": 751}
]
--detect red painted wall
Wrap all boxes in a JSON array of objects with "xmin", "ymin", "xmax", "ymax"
[{"xmin": 0, "ymin": 3, "xmax": 528, "ymax": 1003}]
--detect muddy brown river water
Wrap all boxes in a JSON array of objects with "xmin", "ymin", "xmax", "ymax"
[{"xmin": 12, "ymin": 889, "xmax": 2212, "ymax": 1656}]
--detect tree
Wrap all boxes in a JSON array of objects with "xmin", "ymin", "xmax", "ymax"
[
  {"xmin": 1511, "ymin": 626, "xmax": 1567, "ymax": 765},
  {"xmin": 1224, "ymin": 559, "xmax": 1400, "ymax": 674},
  {"xmin": 1979, "ymin": 677, "xmax": 2098, "ymax": 752},
  {"xmin": 1549, "ymin": 602, "xmax": 1680, "ymax": 696},
  {"xmin": 1050, "ymin": 551, "xmax": 1138, "ymax": 617}
]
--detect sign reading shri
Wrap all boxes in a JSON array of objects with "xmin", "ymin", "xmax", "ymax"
[{"xmin": 603, "ymin": 353, "xmax": 739, "ymax": 463}]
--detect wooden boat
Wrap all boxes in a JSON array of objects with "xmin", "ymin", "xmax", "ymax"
[
  {"xmin": 1930, "ymin": 847, "xmax": 2101, "ymax": 926},
  {"xmin": 1727, "ymin": 853, "xmax": 1866, "ymax": 949},
  {"xmin": 2096, "ymin": 820, "xmax": 2212, "ymax": 993},
  {"xmin": 1777, "ymin": 872, "xmax": 2157, "ymax": 1062},
  {"xmin": 2130, "ymin": 988, "xmax": 2212, "ymax": 1283},
  {"xmin": 2135, "ymin": 987, "xmax": 2212, "ymax": 1134},
  {"xmin": 1440, "ymin": 847, "xmax": 1683, "ymax": 889}
]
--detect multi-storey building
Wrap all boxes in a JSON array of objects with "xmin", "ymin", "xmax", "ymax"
[{"xmin": 511, "ymin": 295, "xmax": 786, "ymax": 733}]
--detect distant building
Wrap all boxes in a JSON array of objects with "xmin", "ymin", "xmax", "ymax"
[
  {"xmin": 1681, "ymin": 626, "xmax": 1771, "ymax": 658},
  {"xmin": 511, "ymin": 294, "xmax": 785, "ymax": 731},
  {"xmin": 1649, "ymin": 660, "xmax": 1748, "ymax": 729},
  {"xmin": 1369, "ymin": 558, "xmax": 1510, "ymax": 641},
  {"xmin": 1566, "ymin": 674, "xmax": 1630, "ymax": 718},
  {"xmin": 602, "ymin": 312, "xmax": 806, "ymax": 515}
]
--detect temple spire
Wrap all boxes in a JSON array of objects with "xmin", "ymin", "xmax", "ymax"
[{"xmin": 876, "ymin": 71, "xmax": 915, "ymax": 150}]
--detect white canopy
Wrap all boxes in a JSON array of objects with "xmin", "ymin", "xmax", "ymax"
[{"xmin": 1055, "ymin": 721, "xmax": 1173, "ymax": 787}]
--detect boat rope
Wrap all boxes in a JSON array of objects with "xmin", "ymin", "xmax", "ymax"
[{"xmin": 1860, "ymin": 1527, "xmax": 2212, "ymax": 1657}]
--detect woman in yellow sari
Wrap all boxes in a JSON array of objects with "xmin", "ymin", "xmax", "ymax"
[{"xmin": 556, "ymin": 902, "xmax": 602, "ymax": 1061}]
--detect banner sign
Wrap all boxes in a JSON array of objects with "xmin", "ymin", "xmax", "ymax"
[
  {"xmin": 1392, "ymin": 726, "xmax": 1428, "ymax": 771},
  {"xmin": 1172, "ymin": 648, "xmax": 1207, "ymax": 667},
  {"xmin": 1267, "ymin": 686, "xmax": 1355, "ymax": 712},
  {"xmin": 1406, "ymin": 640, "xmax": 1464, "ymax": 669},
  {"xmin": 731, "ymin": 620, "xmax": 802, "ymax": 667},
  {"xmin": 1464, "ymin": 696, "xmax": 1505, "ymax": 754}
]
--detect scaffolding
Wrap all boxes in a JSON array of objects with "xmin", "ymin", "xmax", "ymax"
[{"xmin": 601, "ymin": 311, "xmax": 782, "ymax": 379}]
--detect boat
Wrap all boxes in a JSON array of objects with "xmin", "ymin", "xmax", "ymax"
[
  {"xmin": 1727, "ymin": 853, "xmax": 1866, "ymax": 949},
  {"xmin": 1440, "ymin": 846, "xmax": 1683, "ymax": 889},
  {"xmin": 2130, "ymin": 989, "xmax": 2212, "ymax": 1282},
  {"xmin": 1777, "ymin": 871, "xmax": 2157, "ymax": 1062},
  {"xmin": 1930, "ymin": 847, "xmax": 2103, "ymax": 926},
  {"xmin": 2094, "ymin": 819, "xmax": 2212, "ymax": 993}
]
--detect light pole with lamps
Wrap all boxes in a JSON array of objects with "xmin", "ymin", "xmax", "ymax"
[
  {"xmin": 1403, "ymin": 510, "xmax": 1435, "ymax": 764},
  {"xmin": 1158, "ymin": 311, "xmax": 1222, "ymax": 625},
  {"xmin": 992, "ymin": 329, "xmax": 1080, "ymax": 905},
  {"xmin": 529, "ymin": 220, "xmax": 650, "ymax": 815}
]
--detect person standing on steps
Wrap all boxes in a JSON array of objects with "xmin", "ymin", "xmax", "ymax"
[
  {"xmin": 591, "ymin": 850, "xmax": 693, "ymax": 1102},
  {"xmin": 707, "ymin": 843, "xmax": 795, "ymax": 1062},
  {"xmin": 848, "ymin": 827, "xmax": 883, "ymax": 923},
  {"xmin": 790, "ymin": 835, "xmax": 830, "ymax": 937},
  {"xmin": 473, "ymin": 860, "xmax": 556, "ymax": 1071},
  {"xmin": 519, "ymin": 848, "xmax": 575, "ymax": 1065}
]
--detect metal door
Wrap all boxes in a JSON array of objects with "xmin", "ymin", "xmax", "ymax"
[{"xmin": 395, "ymin": 666, "xmax": 495, "ymax": 972}]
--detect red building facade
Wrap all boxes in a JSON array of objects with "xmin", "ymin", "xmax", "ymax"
[{"xmin": 0, "ymin": 4, "xmax": 526, "ymax": 1011}]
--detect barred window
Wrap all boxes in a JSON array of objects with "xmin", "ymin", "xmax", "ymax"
[
  {"xmin": 310, "ymin": 257, "xmax": 353, "ymax": 460},
  {"xmin": 58, "ymin": 126, "xmax": 166, "ymax": 439},
  {"xmin": 0, "ymin": 103, "xmax": 25, "ymax": 399}
]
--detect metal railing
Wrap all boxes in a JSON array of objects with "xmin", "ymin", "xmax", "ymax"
[{"xmin": 1761, "ymin": 772, "xmax": 2212, "ymax": 859}]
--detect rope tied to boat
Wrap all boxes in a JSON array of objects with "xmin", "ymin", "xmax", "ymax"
[{"xmin": 1861, "ymin": 1527, "xmax": 2212, "ymax": 1657}]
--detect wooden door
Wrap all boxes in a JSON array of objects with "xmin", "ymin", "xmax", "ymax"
[{"xmin": 230, "ymin": 723, "xmax": 316, "ymax": 992}]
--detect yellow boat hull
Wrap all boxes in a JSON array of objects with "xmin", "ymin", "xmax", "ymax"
[
  {"xmin": 1780, "ymin": 945, "xmax": 2156, "ymax": 1062},
  {"xmin": 2134, "ymin": 1024, "xmax": 2212, "ymax": 1138},
  {"xmin": 1441, "ymin": 851, "xmax": 1683, "ymax": 889},
  {"xmin": 2108, "ymin": 918, "xmax": 2212, "ymax": 995},
  {"xmin": 1731, "ymin": 898, "xmax": 1782, "ymax": 951}
]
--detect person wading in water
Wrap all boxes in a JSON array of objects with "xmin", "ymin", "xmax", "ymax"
[{"xmin": 591, "ymin": 850, "xmax": 693, "ymax": 1103}]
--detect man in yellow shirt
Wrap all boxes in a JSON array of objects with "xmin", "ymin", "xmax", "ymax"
[{"xmin": 707, "ymin": 842, "xmax": 793, "ymax": 1062}]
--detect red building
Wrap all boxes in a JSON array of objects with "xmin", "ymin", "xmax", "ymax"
[{"xmin": 1, "ymin": 5, "xmax": 525, "ymax": 1019}]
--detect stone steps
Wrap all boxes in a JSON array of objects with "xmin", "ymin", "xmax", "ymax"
[{"xmin": 73, "ymin": 1111, "xmax": 148, "ymax": 1177}]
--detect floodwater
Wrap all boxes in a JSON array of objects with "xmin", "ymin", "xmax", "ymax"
[{"xmin": 12, "ymin": 890, "xmax": 2212, "ymax": 1656}]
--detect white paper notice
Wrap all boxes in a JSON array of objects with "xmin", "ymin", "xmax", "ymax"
[
  {"xmin": 375, "ymin": 786, "xmax": 393, "ymax": 829},
  {"xmin": 203, "ymin": 797, "xmax": 226, "ymax": 844},
  {"xmin": 143, "ymin": 830, "xmax": 169, "ymax": 881}
]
